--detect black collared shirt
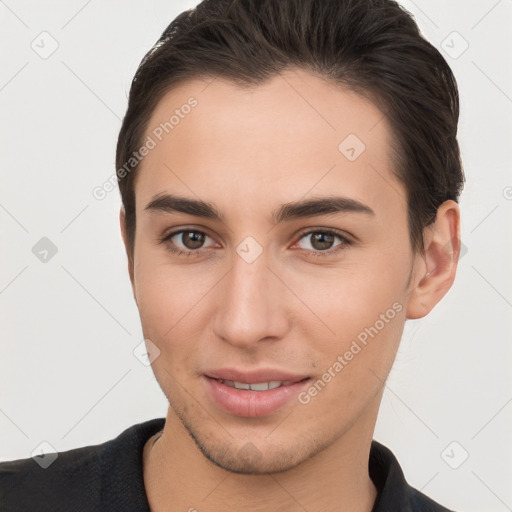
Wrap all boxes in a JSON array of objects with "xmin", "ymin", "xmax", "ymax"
[{"xmin": 1, "ymin": 418, "xmax": 455, "ymax": 511}]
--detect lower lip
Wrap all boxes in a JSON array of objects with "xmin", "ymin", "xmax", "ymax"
[{"xmin": 204, "ymin": 376, "xmax": 311, "ymax": 418}]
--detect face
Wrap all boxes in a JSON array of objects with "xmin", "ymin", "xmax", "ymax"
[{"xmin": 124, "ymin": 68, "xmax": 424, "ymax": 474}]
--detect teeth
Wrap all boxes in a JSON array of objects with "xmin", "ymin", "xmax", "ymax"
[
  {"xmin": 249, "ymin": 382, "xmax": 270, "ymax": 391},
  {"xmin": 220, "ymin": 380, "xmax": 285, "ymax": 391}
]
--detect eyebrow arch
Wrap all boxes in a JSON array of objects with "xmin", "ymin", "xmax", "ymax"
[
  {"xmin": 144, "ymin": 193, "xmax": 374, "ymax": 224},
  {"xmin": 273, "ymin": 195, "xmax": 374, "ymax": 223}
]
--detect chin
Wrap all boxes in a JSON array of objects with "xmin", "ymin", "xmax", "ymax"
[
  {"xmin": 199, "ymin": 441, "xmax": 307, "ymax": 475},
  {"xmin": 182, "ymin": 417, "xmax": 329, "ymax": 475},
  {"xmin": 164, "ymin": 382, "xmax": 342, "ymax": 475}
]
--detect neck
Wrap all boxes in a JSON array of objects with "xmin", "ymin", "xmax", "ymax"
[{"xmin": 143, "ymin": 399, "xmax": 380, "ymax": 512}]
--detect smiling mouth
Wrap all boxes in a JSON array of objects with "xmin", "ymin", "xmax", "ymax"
[{"xmin": 204, "ymin": 375, "xmax": 312, "ymax": 417}]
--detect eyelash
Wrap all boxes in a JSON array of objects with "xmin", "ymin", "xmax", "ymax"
[{"xmin": 158, "ymin": 228, "xmax": 352, "ymax": 260}]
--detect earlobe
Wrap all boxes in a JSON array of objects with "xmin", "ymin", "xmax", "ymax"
[{"xmin": 406, "ymin": 200, "xmax": 461, "ymax": 319}]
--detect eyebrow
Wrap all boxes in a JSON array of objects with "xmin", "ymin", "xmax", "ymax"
[{"xmin": 144, "ymin": 193, "xmax": 374, "ymax": 224}]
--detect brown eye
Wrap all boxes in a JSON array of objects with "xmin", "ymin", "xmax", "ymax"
[
  {"xmin": 178, "ymin": 231, "xmax": 206, "ymax": 250},
  {"xmin": 297, "ymin": 231, "xmax": 342, "ymax": 251},
  {"xmin": 294, "ymin": 229, "xmax": 352, "ymax": 259},
  {"xmin": 159, "ymin": 229, "xmax": 218, "ymax": 257},
  {"xmin": 310, "ymin": 232, "xmax": 335, "ymax": 251}
]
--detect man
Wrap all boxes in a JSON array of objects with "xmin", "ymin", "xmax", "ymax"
[{"xmin": 1, "ymin": 0, "xmax": 464, "ymax": 510}]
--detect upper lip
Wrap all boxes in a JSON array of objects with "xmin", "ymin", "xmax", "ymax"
[{"xmin": 205, "ymin": 368, "xmax": 310, "ymax": 384}]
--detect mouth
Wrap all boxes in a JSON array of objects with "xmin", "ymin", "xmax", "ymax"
[
  {"xmin": 214, "ymin": 379, "xmax": 302, "ymax": 390},
  {"xmin": 203, "ymin": 369, "xmax": 311, "ymax": 417}
]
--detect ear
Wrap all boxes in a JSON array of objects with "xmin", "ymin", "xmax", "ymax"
[
  {"xmin": 119, "ymin": 207, "xmax": 136, "ymax": 298},
  {"xmin": 406, "ymin": 200, "xmax": 461, "ymax": 319}
]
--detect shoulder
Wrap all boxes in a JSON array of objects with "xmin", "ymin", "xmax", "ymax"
[
  {"xmin": 1, "ymin": 442, "xmax": 104, "ymax": 511},
  {"xmin": 0, "ymin": 417, "xmax": 165, "ymax": 512},
  {"xmin": 370, "ymin": 440, "xmax": 457, "ymax": 512}
]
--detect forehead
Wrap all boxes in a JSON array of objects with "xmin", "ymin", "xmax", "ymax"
[{"xmin": 135, "ymin": 68, "xmax": 405, "ymax": 220}]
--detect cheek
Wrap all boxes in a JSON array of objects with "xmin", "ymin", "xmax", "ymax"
[
  {"xmin": 132, "ymin": 246, "xmax": 184, "ymax": 338},
  {"xmin": 298, "ymin": 297, "xmax": 407, "ymax": 427},
  {"xmin": 132, "ymin": 251, "xmax": 219, "ymax": 345},
  {"xmin": 304, "ymin": 256, "xmax": 409, "ymax": 344},
  {"xmin": 134, "ymin": 266, "xmax": 175, "ymax": 335},
  {"xmin": 133, "ymin": 260, "xmax": 207, "ymax": 387},
  {"xmin": 297, "ymin": 255, "xmax": 409, "ymax": 413}
]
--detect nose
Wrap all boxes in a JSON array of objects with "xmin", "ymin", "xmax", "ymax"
[{"xmin": 212, "ymin": 245, "xmax": 290, "ymax": 349}]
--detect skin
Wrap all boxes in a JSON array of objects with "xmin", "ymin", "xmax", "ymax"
[{"xmin": 119, "ymin": 68, "xmax": 461, "ymax": 512}]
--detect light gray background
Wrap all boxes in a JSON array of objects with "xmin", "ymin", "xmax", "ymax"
[{"xmin": 1, "ymin": 1, "xmax": 511, "ymax": 511}]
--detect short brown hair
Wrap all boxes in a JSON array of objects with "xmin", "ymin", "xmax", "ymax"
[{"xmin": 116, "ymin": 0, "xmax": 464, "ymax": 261}]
